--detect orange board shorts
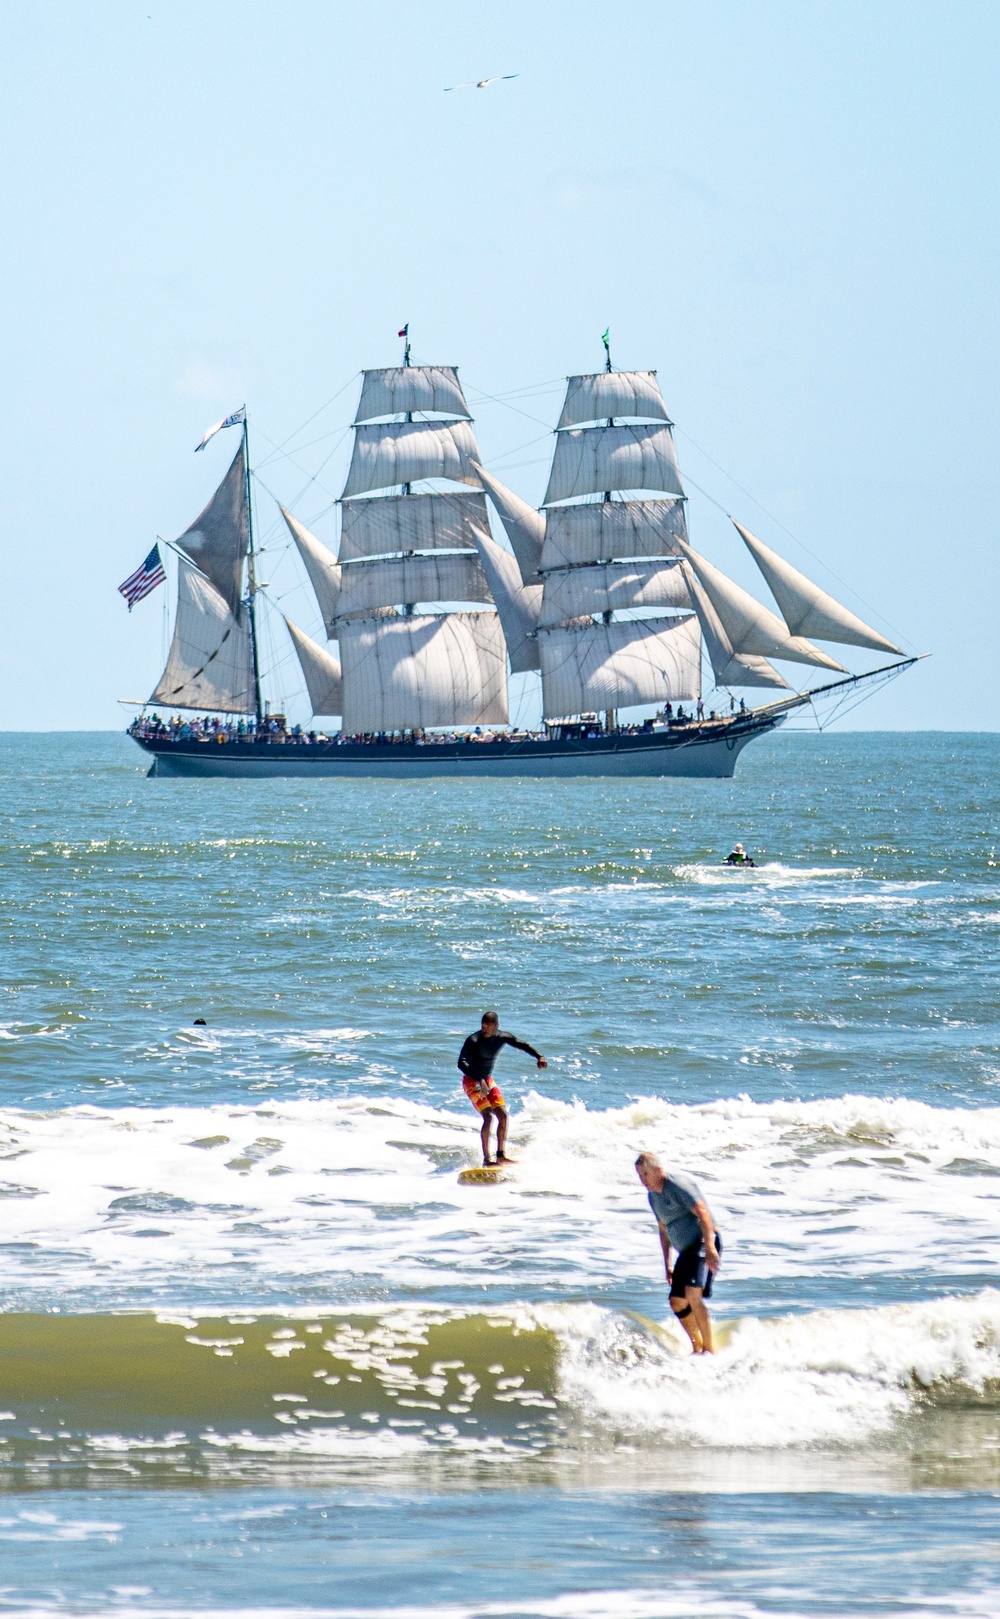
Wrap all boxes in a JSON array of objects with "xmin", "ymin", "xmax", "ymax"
[{"xmin": 463, "ymin": 1077, "xmax": 506, "ymax": 1114}]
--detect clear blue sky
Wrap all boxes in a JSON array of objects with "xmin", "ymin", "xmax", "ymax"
[{"xmin": 1, "ymin": 1, "xmax": 996, "ymax": 729}]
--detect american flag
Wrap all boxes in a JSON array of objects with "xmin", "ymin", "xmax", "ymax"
[{"xmin": 118, "ymin": 544, "xmax": 166, "ymax": 611}]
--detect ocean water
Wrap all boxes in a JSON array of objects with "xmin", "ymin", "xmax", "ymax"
[{"xmin": 0, "ymin": 729, "xmax": 999, "ymax": 1616}]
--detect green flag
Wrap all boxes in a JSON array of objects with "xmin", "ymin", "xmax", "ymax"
[{"xmin": 601, "ymin": 328, "xmax": 610, "ymax": 347}]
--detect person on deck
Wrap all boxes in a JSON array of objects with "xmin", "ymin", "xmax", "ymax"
[
  {"xmin": 634, "ymin": 1152, "xmax": 721, "ymax": 1353},
  {"xmin": 725, "ymin": 843, "xmax": 755, "ymax": 867},
  {"xmin": 457, "ymin": 1012, "xmax": 547, "ymax": 1166}
]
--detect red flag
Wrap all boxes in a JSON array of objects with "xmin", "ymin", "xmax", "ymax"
[{"xmin": 398, "ymin": 324, "xmax": 408, "ymax": 338}]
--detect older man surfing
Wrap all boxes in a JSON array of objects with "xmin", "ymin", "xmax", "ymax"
[{"xmin": 635, "ymin": 1151, "xmax": 722, "ymax": 1353}]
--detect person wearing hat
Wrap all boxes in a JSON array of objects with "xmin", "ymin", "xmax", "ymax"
[{"xmin": 725, "ymin": 843, "xmax": 755, "ymax": 867}]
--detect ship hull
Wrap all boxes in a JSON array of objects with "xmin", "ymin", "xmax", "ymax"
[{"xmin": 133, "ymin": 716, "xmax": 780, "ymax": 780}]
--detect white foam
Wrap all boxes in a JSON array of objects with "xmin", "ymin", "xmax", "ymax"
[
  {"xmin": 672, "ymin": 861, "xmax": 861, "ymax": 888},
  {"xmin": 0, "ymin": 1508, "xmax": 121, "ymax": 1542},
  {"xmin": 17, "ymin": 1589, "xmax": 1000, "ymax": 1619},
  {"xmin": 0, "ymin": 1091, "xmax": 997, "ymax": 1299},
  {"xmin": 544, "ymin": 1290, "xmax": 1000, "ymax": 1447}
]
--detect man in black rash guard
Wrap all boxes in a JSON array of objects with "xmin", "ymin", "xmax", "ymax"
[{"xmin": 457, "ymin": 1011, "xmax": 547, "ymax": 1166}]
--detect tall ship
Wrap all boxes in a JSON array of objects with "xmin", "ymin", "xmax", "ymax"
[{"xmin": 129, "ymin": 341, "xmax": 914, "ymax": 778}]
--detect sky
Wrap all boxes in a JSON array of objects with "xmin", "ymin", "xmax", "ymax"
[{"xmin": 0, "ymin": 0, "xmax": 996, "ymax": 731}]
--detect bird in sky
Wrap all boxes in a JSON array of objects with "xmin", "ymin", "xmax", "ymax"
[{"xmin": 444, "ymin": 74, "xmax": 519, "ymax": 92}]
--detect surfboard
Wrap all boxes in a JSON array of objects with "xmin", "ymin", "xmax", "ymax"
[
  {"xmin": 625, "ymin": 1309, "xmax": 734, "ymax": 1352},
  {"xmin": 458, "ymin": 1163, "xmax": 516, "ymax": 1185},
  {"xmin": 624, "ymin": 1309, "xmax": 684, "ymax": 1352}
]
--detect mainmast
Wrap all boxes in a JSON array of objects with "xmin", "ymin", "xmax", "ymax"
[
  {"xmin": 476, "ymin": 347, "xmax": 912, "ymax": 732},
  {"xmin": 534, "ymin": 356, "xmax": 700, "ymax": 726},
  {"xmin": 242, "ymin": 413, "xmax": 266, "ymax": 723}
]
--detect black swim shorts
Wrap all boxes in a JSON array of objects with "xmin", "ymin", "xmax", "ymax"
[{"xmin": 670, "ymin": 1232, "xmax": 722, "ymax": 1300}]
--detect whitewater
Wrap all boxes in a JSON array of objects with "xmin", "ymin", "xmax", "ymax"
[
  {"xmin": 0, "ymin": 1090, "xmax": 997, "ymax": 1308},
  {"xmin": 1, "ymin": 732, "xmax": 999, "ymax": 1616}
]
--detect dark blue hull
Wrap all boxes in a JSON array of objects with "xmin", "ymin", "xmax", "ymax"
[{"xmin": 132, "ymin": 715, "xmax": 781, "ymax": 779}]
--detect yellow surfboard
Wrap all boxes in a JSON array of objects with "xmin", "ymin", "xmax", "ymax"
[
  {"xmin": 624, "ymin": 1309, "xmax": 733, "ymax": 1352},
  {"xmin": 458, "ymin": 1165, "xmax": 515, "ymax": 1185}
]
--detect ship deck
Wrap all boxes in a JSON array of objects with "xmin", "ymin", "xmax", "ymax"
[{"xmin": 131, "ymin": 713, "xmax": 784, "ymax": 779}]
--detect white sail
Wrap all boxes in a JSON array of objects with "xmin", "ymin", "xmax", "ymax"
[
  {"xmin": 279, "ymin": 506, "xmax": 341, "ymax": 633},
  {"xmin": 733, "ymin": 521, "xmax": 904, "ymax": 655},
  {"xmin": 558, "ymin": 371, "xmax": 670, "ymax": 428},
  {"xmin": 176, "ymin": 441, "xmax": 248, "ymax": 613},
  {"xmin": 343, "ymin": 421, "xmax": 482, "ymax": 499},
  {"xmin": 339, "ymin": 613, "xmax": 508, "ymax": 733},
  {"xmin": 544, "ymin": 424, "xmax": 684, "ymax": 505},
  {"xmin": 469, "ymin": 525, "xmax": 542, "ymax": 673},
  {"xmin": 355, "ymin": 365, "xmax": 471, "ymax": 424},
  {"xmin": 683, "ymin": 566, "xmax": 789, "ymax": 689},
  {"xmin": 540, "ymin": 498, "xmax": 687, "ymax": 569},
  {"xmin": 472, "ymin": 461, "xmax": 545, "ymax": 583},
  {"xmin": 150, "ymin": 558, "xmax": 255, "ymax": 714},
  {"xmin": 339, "ymin": 491, "xmax": 490, "ymax": 562},
  {"xmin": 337, "ymin": 552, "xmax": 491, "ymax": 616},
  {"xmin": 285, "ymin": 617, "xmax": 342, "ymax": 716},
  {"xmin": 539, "ymin": 614, "xmax": 701, "ymax": 716},
  {"xmin": 680, "ymin": 542, "xmax": 845, "ymax": 671},
  {"xmin": 539, "ymin": 560, "xmax": 691, "ymax": 627}
]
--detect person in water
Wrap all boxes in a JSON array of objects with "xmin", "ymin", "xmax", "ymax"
[
  {"xmin": 634, "ymin": 1151, "xmax": 721, "ymax": 1353},
  {"xmin": 725, "ymin": 842, "xmax": 755, "ymax": 867},
  {"xmin": 457, "ymin": 1012, "xmax": 547, "ymax": 1166}
]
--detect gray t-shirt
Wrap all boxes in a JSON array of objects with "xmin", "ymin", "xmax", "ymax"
[{"xmin": 647, "ymin": 1169, "xmax": 704, "ymax": 1251}]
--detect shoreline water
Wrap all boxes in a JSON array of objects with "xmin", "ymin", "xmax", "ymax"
[{"xmin": 1, "ymin": 732, "xmax": 998, "ymax": 1611}]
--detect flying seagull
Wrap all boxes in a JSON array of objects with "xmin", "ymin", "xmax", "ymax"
[{"xmin": 444, "ymin": 74, "xmax": 519, "ymax": 92}]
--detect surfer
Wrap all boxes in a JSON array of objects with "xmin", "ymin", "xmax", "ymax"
[
  {"xmin": 725, "ymin": 843, "xmax": 755, "ymax": 867},
  {"xmin": 457, "ymin": 1012, "xmax": 547, "ymax": 1166},
  {"xmin": 634, "ymin": 1152, "xmax": 721, "ymax": 1353}
]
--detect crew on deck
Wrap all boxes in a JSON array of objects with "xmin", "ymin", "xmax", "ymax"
[{"xmin": 129, "ymin": 708, "xmax": 746, "ymax": 747}]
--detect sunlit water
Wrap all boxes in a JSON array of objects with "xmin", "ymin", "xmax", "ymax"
[{"xmin": 1, "ymin": 730, "xmax": 998, "ymax": 1615}]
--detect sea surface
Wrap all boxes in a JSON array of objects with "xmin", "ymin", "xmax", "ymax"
[{"xmin": 0, "ymin": 729, "xmax": 998, "ymax": 1616}]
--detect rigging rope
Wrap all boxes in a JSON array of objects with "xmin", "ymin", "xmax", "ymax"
[{"xmin": 674, "ymin": 425, "xmax": 912, "ymax": 652}]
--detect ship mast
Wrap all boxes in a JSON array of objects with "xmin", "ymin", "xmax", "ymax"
[
  {"xmin": 242, "ymin": 413, "xmax": 266, "ymax": 724},
  {"xmin": 292, "ymin": 353, "xmax": 505, "ymax": 734},
  {"xmin": 401, "ymin": 323, "xmax": 413, "ymax": 611},
  {"xmin": 533, "ymin": 356, "xmax": 699, "ymax": 726},
  {"xmin": 601, "ymin": 329, "xmax": 615, "ymax": 735}
]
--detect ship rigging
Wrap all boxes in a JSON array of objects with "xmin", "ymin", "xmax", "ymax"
[{"xmin": 129, "ymin": 340, "xmax": 917, "ymax": 779}]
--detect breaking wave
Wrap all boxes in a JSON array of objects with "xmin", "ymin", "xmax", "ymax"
[{"xmin": 0, "ymin": 1291, "xmax": 996, "ymax": 1481}]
